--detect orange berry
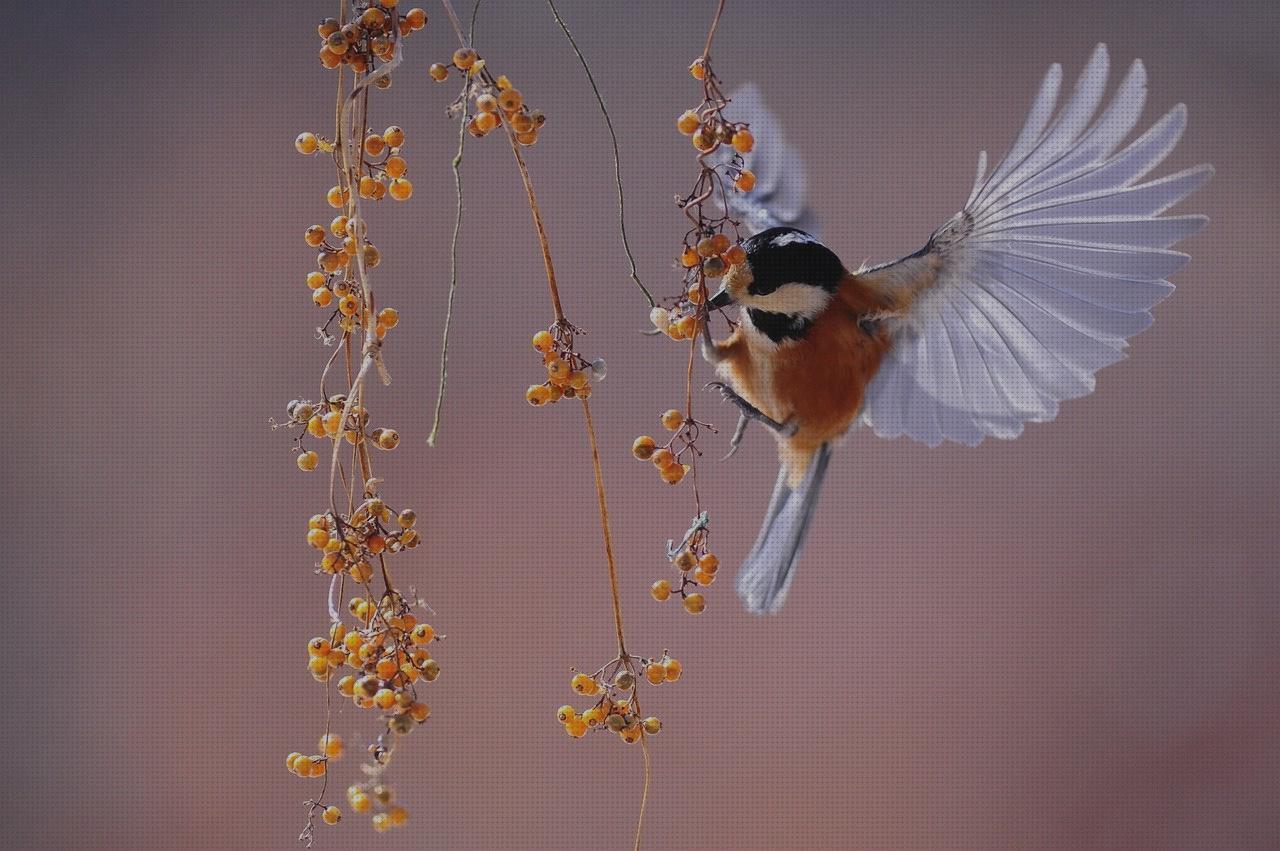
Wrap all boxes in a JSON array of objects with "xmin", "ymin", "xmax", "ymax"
[
  {"xmin": 293, "ymin": 755, "xmax": 313, "ymax": 776},
  {"xmin": 693, "ymin": 569, "xmax": 716, "ymax": 587},
  {"xmin": 557, "ymin": 705, "xmax": 576, "ymax": 723},
  {"xmin": 364, "ymin": 133, "xmax": 386, "ymax": 157},
  {"xmin": 735, "ymin": 170, "xmax": 756, "ymax": 191},
  {"xmin": 307, "ymin": 528, "xmax": 330, "ymax": 549},
  {"xmin": 510, "ymin": 112, "xmax": 534, "ymax": 134},
  {"xmin": 296, "ymin": 450, "xmax": 319, "ymax": 471},
  {"xmin": 632, "ymin": 435, "xmax": 656, "ymax": 460},
  {"xmin": 428, "ymin": 63, "xmax": 449, "ymax": 81},
  {"xmin": 645, "ymin": 663, "xmax": 665, "ymax": 685},
  {"xmin": 410, "ymin": 623, "xmax": 434, "ymax": 645},
  {"xmin": 532, "ymin": 330, "xmax": 555, "ymax": 353},
  {"xmin": 388, "ymin": 178, "xmax": 413, "ymax": 201},
  {"xmin": 725, "ymin": 245, "xmax": 747, "ymax": 266},
  {"xmin": 475, "ymin": 93, "xmax": 499, "ymax": 113},
  {"xmin": 689, "ymin": 59, "xmax": 707, "ymax": 80},
  {"xmin": 374, "ymin": 688, "xmax": 396, "ymax": 709},
  {"xmin": 571, "ymin": 673, "xmax": 598, "ymax": 695},
  {"xmin": 676, "ymin": 110, "xmax": 700, "ymax": 135},
  {"xmin": 452, "ymin": 47, "xmax": 478, "ymax": 70},
  {"xmin": 687, "ymin": 282, "xmax": 705, "ymax": 303},
  {"xmin": 498, "ymin": 89, "xmax": 523, "ymax": 112},
  {"xmin": 337, "ymin": 295, "xmax": 358, "ymax": 317},
  {"xmin": 322, "ymin": 806, "xmax": 342, "ymax": 825},
  {"xmin": 650, "ymin": 448, "xmax": 675, "ymax": 468},
  {"xmin": 384, "ymin": 156, "xmax": 407, "ymax": 178},
  {"xmin": 565, "ymin": 717, "xmax": 588, "ymax": 738},
  {"xmin": 692, "ymin": 128, "xmax": 716, "ymax": 152},
  {"xmin": 663, "ymin": 658, "xmax": 683, "ymax": 681},
  {"xmin": 696, "ymin": 237, "xmax": 719, "ymax": 258},
  {"xmin": 474, "ymin": 111, "xmax": 499, "ymax": 134},
  {"xmin": 295, "ymin": 132, "xmax": 319, "ymax": 155},
  {"xmin": 546, "ymin": 358, "xmax": 571, "ymax": 381},
  {"xmin": 515, "ymin": 130, "xmax": 539, "ymax": 146},
  {"xmin": 661, "ymin": 409, "xmax": 685, "ymax": 431},
  {"xmin": 405, "ymin": 7, "xmax": 427, "ymax": 29},
  {"xmin": 319, "ymin": 733, "xmax": 344, "ymax": 759},
  {"xmin": 383, "ymin": 126, "xmax": 405, "ymax": 147},
  {"xmin": 674, "ymin": 549, "xmax": 697, "ymax": 571},
  {"xmin": 326, "ymin": 185, "xmax": 347, "ymax": 208},
  {"xmin": 650, "ymin": 579, "xmax": 672, "ymax": 601},
  {"xmin": 660, "ymin": 463, "xmax": 686, "ymax": 484},
  {"xmin": 709, "ymin": 233, "xmax": 731, "ymax": 255},
  {"xmin": 306, "ymin": 271, "xmax": 326, "ymax": 290},
  {"xmin": 377, "ymin": 307, "xmax": 400, "ymax": 329},
  {"xmin": 680, "ymin": 247, "xmax": 701, "ymax": 268},
  {"xmin": 526, "ymin": 385, "xmax": 552, "ymax": 406},
  {"xmin": 731, "ymin": 128, "xmax": 755, "ymax": 153},
  {"xmin": 683, "ymin": 593, "xmax": 706, "ymax": 614},
  {"xmin": 699, "ymin": 553, "xmax": 719, "ymax": 573}
]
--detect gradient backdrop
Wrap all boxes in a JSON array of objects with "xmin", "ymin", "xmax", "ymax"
[{"xmin": 8, "ymin": 0, "xmax": 1280, "ymax": 848}]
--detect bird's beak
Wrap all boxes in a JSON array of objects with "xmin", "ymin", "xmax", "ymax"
[{"xmin": 708, "ymin": 286, "xmax": 734, "ymax": 309}]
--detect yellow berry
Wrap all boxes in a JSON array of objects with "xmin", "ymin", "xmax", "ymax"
[
  {"xmin": 732, "ymin": 128, "xmax": 755, "ymax": 153},
  {"xmin": 295, "ymin": 132, "xmax": 319, "ymax": 155},
  {"xmin": 660, "ymin": 463, "xmax": 686, "ymax": 484},
  {"xmin": 428, "ymin": 63, "xmax": 449, "ymax": 81},
  {"xmin": 293, "ymin": 755, "xmax": 313, "ymax": 776},
  {"xmin": 410, "ymin": 623, "xmax": 434, "ymax": 645},
  {"xmin": 557, "ymin": 705, "xmax": 576, "ymax": 723},
  {"xmin": 689, "ymin": 59, "xmax": 707, "ymax": 80},
  {"xmin": 644, "ymin": 663, "xmax": 665, "ymax": 685},
  {"xmin": 350, "ymin": 792, "xmax": 372, "ymax": 813},
  {"xmin": 526, "ymin": 384, "xmax": 552, "ymax": 406},
  {"xmin": 571, "ymin": 673, "xmax": 598, "ymax": 695},
  {"xmin": 650, "ymin": 448, "xmax": 675, "ymax": 468},
  {"xmin": 497, "ymin": 89, "xmax": 523, "ymax": 112},
  {"xmin": 683, "ymin": 592, "xmax": 706, "ymax": 614},
  {"xmin": 692, "ymin": 128, "xmax": 716, "ymax": 152},
  {"xmin": 546, "ymin": 358, "xmax": 571, "ymax": 381},
  {"xmin": 286, "ymin": 751, "xmax": 303, "ymax": 772},
  {"xmin": 388, "ymin": 178, "xmax": 413, "ymax": 201},
  {"xmin": 676, "ymin": 110, "xmax": 700, "ymax": 135},
  {"xmin": 319, "ymin": 733, "xmax": 344, "ymax": 759},
  {"xmin": 296, "ymin": 450, "xmax": 319, "ymax": 471},
  {"xmin": 663, "ymin": 658, "xmax": 683, "ymax": 681},
  {"xmin": 374, "ymin": 688, "xmax": 396, "ymax": 709},
  {"xmin": 565, "ymin": 717, "xmax": 588, "ymax": 738},
  {"xmin": 388, "ymin": 805, "xmax": 409, "ymax": 826},
  {"xmin": 405, "ymin": 7, "xmax": 427, "ymax": 29},
  {"xmin": 642, "ymin": 716, "xmax": 662, "ymax": 735},
  {"xmin": 674, "ymin": 549, "xmax": 697, "ymax": 571},
  {"xmin": 532, "ymin": 330, "xmax": 555, "ymax": 352},
  {"xmin": 322, "ymin": 806, "xmax": 341, "ymax": 825},
  {"xmin": 632, "ymin": 435, "xmax": 656, "ymax": 460},
  {"xmin": 383, "ymin": 126, "xmax": 405, "ymax": 147},
  {"xmin": 326, "ymin": 185, "xmax": 348, "ymax": 208},
  {"xmin": 306, "ymin": 271, "xmax": 326, "ymax": 289},
  {"xmin": 453, "ymin": 47, "xmax": 478, "ymax": 70},
  {"xmin": 661, "ymin": 409, "xmax": 684, "ymax": 431},
  {"xmin": 474, "ymin": 111, "xmax": 499, "ymax": 134},
  {"xmin": 307, "ymin": 528, "xmax": 330, "ymax": 549},
  {"xmin": 377, "ymin": 429, "xmax": 399, "ymax": 450},
  {"xmin": 650, "ymin": 579, "xmax": 672, "ymax": 601}
]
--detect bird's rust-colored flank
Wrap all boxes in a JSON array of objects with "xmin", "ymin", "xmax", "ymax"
[{"xmin": 713, "ymin": 273, "xmax": 898, "ymax": 484}]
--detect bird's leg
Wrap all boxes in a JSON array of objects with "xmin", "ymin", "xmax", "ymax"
[
  {"xmin": 722, "ymin": 412, "xmax": 750, "ymax": 459},
  {"xmin": 704, "ymin": 382, "xmax": 798, "ymax": 437},
  {"xmin": 699, "ymin": 323, "xmax": 723, "ymax": 365}
]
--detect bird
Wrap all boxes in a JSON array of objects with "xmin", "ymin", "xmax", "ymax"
[{"xmin": 701, "ymin": 44, "xmax": 1212, "ymax": 614}]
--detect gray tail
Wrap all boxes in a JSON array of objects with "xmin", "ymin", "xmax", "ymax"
[{"xmin": 736, "ymin": 443, "xmax": 833, "ymax": 615}]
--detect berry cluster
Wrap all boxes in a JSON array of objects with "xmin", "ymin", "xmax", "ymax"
[
  {"xmin": 649, "ymin": 512, "xmax": 717, "ymax": 614},
  {"xmin": 276, "ymin": 396, "xmax": 401, "ymax": 473},
  {"xmin": 345, "ymin": 782, "xmax": 410, "ymax": 833},
  {"xmin": 431, "ymin": 51, "xmax": 547, "ymax": 147},
  {"xmin": 303, "ymin": 492, "xmax": 422, "ymax": 579},
  {"xmin": 639, "ymin": 46, "xmax": 760, "ymax": 613},
  {"xmin": 559, "ymin": 652, "xmax": 681, "ymax": 742},
  {"xmin": 630, "ymin": 408, "xmax": 717, "ymax": 486},
  {"xmin": 315, "ymin": 4, "xmax": 428, "ymax": 76},
  {"xmin": 525, "ymin": 326, "xmax": 605, "ymax": 406}
]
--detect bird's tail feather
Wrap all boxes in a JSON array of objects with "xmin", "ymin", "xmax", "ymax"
[{"xmin": 736, "ymin": 443, "xmax": 832, "ymax": 614}]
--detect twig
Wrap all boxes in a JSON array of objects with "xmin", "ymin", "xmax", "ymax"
[
  {"xmin": 427, "ymin": 95, "xmax": 470, "ymax": 446},
  {"xmin": 545, "ymin": 0, "xmax": 654, "ymax": 307}
]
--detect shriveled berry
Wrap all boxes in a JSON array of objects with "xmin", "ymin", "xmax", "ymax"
[{"xmin": 632, "ymin": 435, "xmax": 656, "ymax": 460}]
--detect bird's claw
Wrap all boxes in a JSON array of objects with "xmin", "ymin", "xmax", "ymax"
[
  {"xmin": 704, "ymin": 382, "xmax": 795, "ymax": 437},
  {"xmin": 721, "ymin": 413, "xmax": 749, "ymax": 460}
]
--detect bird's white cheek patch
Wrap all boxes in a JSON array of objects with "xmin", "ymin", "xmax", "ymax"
[{"xmin": 746, "ymin": 282, "xmax": 831, "ymax": 318}]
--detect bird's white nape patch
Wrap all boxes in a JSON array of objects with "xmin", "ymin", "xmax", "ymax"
[
  {"xmin": 743, "ymin": 280, "xmax": 832, "ymax": 319},
  {"xmin": 768, "ymin": 230, "xmax": 816, "ymax": 247}
]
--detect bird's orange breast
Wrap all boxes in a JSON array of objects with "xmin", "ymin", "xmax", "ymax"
[{"xmin": 717, "ymin": 275, "xmax": 894, "ymax": 463}]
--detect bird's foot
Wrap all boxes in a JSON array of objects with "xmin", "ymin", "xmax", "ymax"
[
  {"xmin": 703, "ymin": 382, "xmax": 797, "ymax": 437},
  {"xmin": 722, "ymin": 412, "xmax": 749, "ymax": 460}
]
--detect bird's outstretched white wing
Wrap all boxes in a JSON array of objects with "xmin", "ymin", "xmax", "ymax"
[
  {"xmin": 716, "ymin": 84, "xmax": 820, "ymax": 238},
  {"xmin": 857, "ymin": 44, "xmax": 1212, "ymax": 447}
]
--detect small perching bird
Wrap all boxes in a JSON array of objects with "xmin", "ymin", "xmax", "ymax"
[{"xmin": 703, "ymin": 44, "xmax": 1212, "ymax": 614}]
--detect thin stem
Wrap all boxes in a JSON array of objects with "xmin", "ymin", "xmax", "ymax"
[
  {"xmin": 500, "ymin": 122, "xmax": 567, "ymax": 324},
  {"xmin": 581, "ymin": 397, "xmax": 628, "ymax": 656},
  {"xmin": 634, "ymin": 733, "xmax": 652, "ymax": 851},
  {"xmin": 701, "ymin": 0, "xmax": 727, "ymax": 62},
  {"xmin": 441, "ymin": 0, "xmax": 467, "ymax": 44},
  {"xmin": 545, "ymin": 0, "xmax": 654, "ymax": 307},
  {"xmin": 427, "ymin": 99, "xmax": 469, "ymax": 446}
]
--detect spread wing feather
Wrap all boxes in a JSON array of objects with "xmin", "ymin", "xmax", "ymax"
[{"xmin": 858, "ymin": 44, "xmax": 1211, "ymax": 446}]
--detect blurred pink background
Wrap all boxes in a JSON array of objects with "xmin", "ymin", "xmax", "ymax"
[{"xmin": 8, "ymin": 0, "xmax": 1279, "ymax": 848}]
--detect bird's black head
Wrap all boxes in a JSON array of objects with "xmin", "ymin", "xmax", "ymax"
[{"xmin": 709, "ymin": 227, "xmax": 846, "ymax": 343}]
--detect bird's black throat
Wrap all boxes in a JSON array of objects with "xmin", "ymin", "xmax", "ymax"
[{"xmin": 747, "ymin": 308, "xmax": 812, "ymax": 343}]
